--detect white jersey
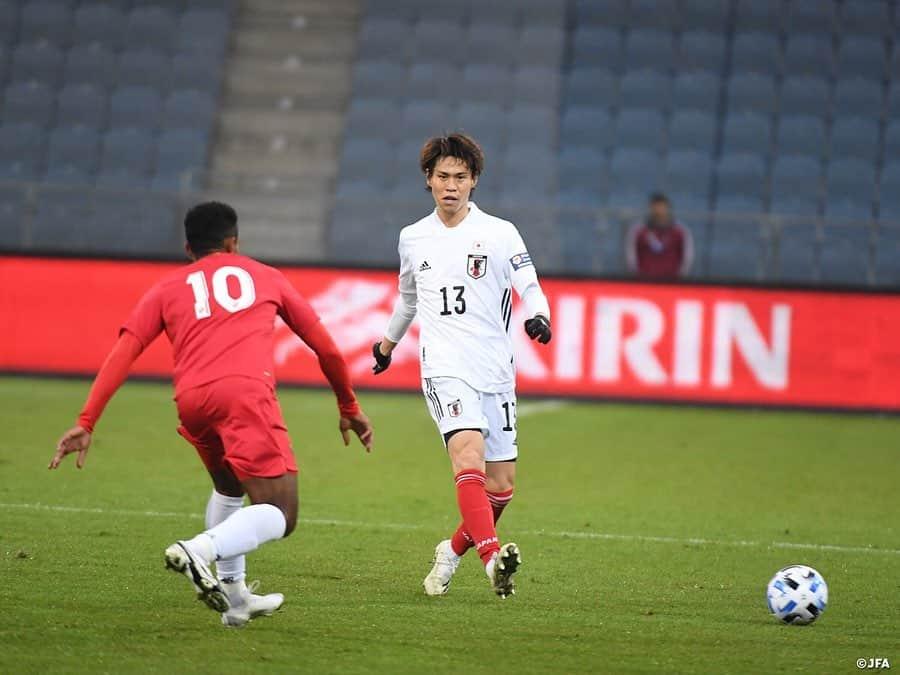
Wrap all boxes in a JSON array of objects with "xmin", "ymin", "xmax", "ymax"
[{"xmin": 384, "ymin": 202, "xmax": 550, "ymax": 393}]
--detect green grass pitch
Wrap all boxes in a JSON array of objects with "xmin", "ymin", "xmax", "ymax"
[{"xmin": 2, "ymin": 375, "xmax": 899, "ymax": 674}]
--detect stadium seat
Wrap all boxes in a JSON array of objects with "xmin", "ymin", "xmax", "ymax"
[
  {"xmin": 665, "ymin": 150, "xmax": 712, "ymax": 199},
  {"xmin": 455, "ymin": 102, "xmax": 504, "ymax": 148},
  {"xmin": 20, "ymin": 0, "xmax": 71, "ymax": 44},
  {"xmin": 2, "ymin": 80, "xmax": 54, "ymax": 126},
  {"xmin": 98, "ymin": 127, "xmax": 154, "ymax": 187},
  {"xmin": 734, "ymin": 0, "xmax": 786, "ymax": 32},
  {"xmin": 680, "ymin": 0, "xmax": 729, "ymax": 30},
  {"xmin": 352, "ymin": 60, "xmax": 407, "ymax": 100},
  {"xmin": 170, "ymin": 51, "xmax": 223, "ymax": 95},
  {"xmin": 884, "ymin": 121, "xmax": 900, "ymax": 158},
  {"xmin": 829, "ymin": 117, "xmax": 880, "ymax": 162},
  {"xmin": 608, "ymin": 148, "xmax": 663, "ymax": 197},
  {"xmin": 345, "ymin": 98, "xmax": 401, "ymax": 141},
  {"xmin": 11, "ymin": 40, "xmax": 64, "ymax": 84},
  {"xmin": 709, "ymin": 196, "xmax": 767, "ymax": 280},
  {"xmin": 358, "ymin": 18, "xmax": 411, "ymax": 62},
  {"xmin": 624, "ymin": 29, "xmax": 675, "ymax": 72},
  {"xmin": 558, "ymin": 147, "xmax": 607, "ymax": 207},
  {"xmin": 819, "ymin": 223, "xmax": 871, "ymax": 284},
  {"xmin": 565, "ymin": 67, "xmax": 619, "ymax": 108},
  {"xmin": 87, "ymin": 193, "xmax": 181, "ymax": 255},
  {"xmin": 461, "ymin": 64, "xmax": 512, "ymax": 104},
  {"xmin": 716, "ymin": 153, "xmax": 767, "ymax": 201},
  {"xmin": 786, "ymin": 0, "xmax": 837, "ymax": 35},
  {"xmin": 619, "ymin": 69, "xmax": 671, "ymax": 110},
  {"xmin": 840, "ymin": 0, "xmax": 892, "ymax": 36},
  {"xmin": 512, "ymin": 66, "xmax": 560, "ymax": 104},
  {"xmin": 614, "ymin": 108, "xmax": 665, "ymax": 150},
  {"xmin": 825, "ymin": 158, "xmax": 876, "ymax": 205},
  {"xmin": 110, "ymin": 86, "xmax": 162, "ymax": 129},
  {"xmin": 836, "ymin": 36, "xmax": 887, "ymax": 80},
  {"xmin": 44, "ymin": 125, "xmax": 100, "ymax": 185},
  {"xmin": 832, "ymin": 78, "xmax": 883, "ymax": 119},
  {"xmin": 340, "ymin": 137, "xmax": 390, "ymax": 181},
  {"xmin": 30, "ymin": 190, "xmax": 94, "ymax": 250},
  {"xmin": 771, "ymin": 154, "xmax": 822, "ymax": 204},
  {"xmin": 629, "ymin": 0, "xmax": 679, "ymax": 29},
  {"xmin": 671, "ymin": 71, "xmax": 720, "ymax": 113},
  {"xmin": 667, "ymin": 110, "xmax": 716, "ymax": 153},
  {"xmin": 365, "ymin": 0, "xmax": 419, "ymax": 21},
  {"xmin": 74, "ymin": 3, "xmax": 125, "ymax": 46},
  {"xmin": 407, "ymin": 63, "xmax": 459, "ymax": 103},
  {"xmin": 571, "ymin": 26, "xmax": 623, "ymax": 70},
  {"xmin": 163, "ymin": 90, "xmax": 216, "ymax": 131},
  {"xmin": 775, "ymin": 115, "xmax": 826, "ymax": 159},
  {"xmin": 783, "ymin": 34, "xmax": 835, "ymax": 78},
  {"xmin": 518, "ymin": 26, "xmax": 565, "ymax": 67},
  {"xmin": 560, "ymin": 105, "xmax": 612, "ymax": 151},
  {"xmin": 0, "ymin": 122, "xmax": 45, "ymax": 181},
  {"xmin": 779, "ymin": 76, "xmax": 830, "ymax": 116},
  {"xmin": 677, "ymin": 31, "xmax": 726, "ymax": 74},
  {"xmin": 775, "ymin": 222, "xmax": 819, "ymax": 282},
  {"xmin": 889, "ymin": 82, "xmax": 900, "ymax": 118},
  {"xmin": 501, "ymin": 147, "xmax": 557, "ymax": 197},
  {"xmin": 119, "ymin": 49, "xmax": 171, "ymax": 89},
  {"xmin": 879, "ymin": 162, "xmax": 900, "ymax": 222},
  {"xmin": 125, "ymin": 7, "xmax": 176, "ymax": 50},
  {"xmin": 178, "ymin": 9, "xmax": 230, "ymax": 55},
  {"xmin": 506, "ymin": 104, "xmax": 556, "ymax": 146},
  {"xmin": 572, "ymin": 0, "xmax": 628, "ymax": 27},
  {"xmin": 731, "ymin": 31, "xmax": 780, "ymax": 75},
  {"xmin": 726, "ymin": 73, "xmax": 777, "ymax": 114},
  {"xmin": 874, "ymin": 226, "xmax": 900, "ymax": 284},
  {"xmin": 466, "ymin": 24, "xmax": 517, "ymax": 65},
  {"xmin": 56, "ymin": 83, "xmax": 107, "ymax": 129},
  {"xmin": 153, "ymin": 128, "xmax": 209, "ymax": 191},
  {"xmin": 0, "ymin": 186, "xmax": 25, "ymax": 247},
  {"xmin": 396, "ymin": 100, "xmax": 455, "ymax": 144},
  {"xmin": 0, "ymin": 1, "xmax": 19, "ymax": 47},
  {"xmin": 520, "ymin": 0, "xmax": 566, "ymax": 27},
  {"xmin": 722, "ymin": 112, "xmax": 771, "ymax": 156}
]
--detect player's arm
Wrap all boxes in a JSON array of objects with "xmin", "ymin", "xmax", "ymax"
[
  {"xmin": 508, "ymin": 228, "xmax": 552, "ymax": 345},
  {"xmin": 372, "ymin": 235, "xmax": 417, "ymax": 374},
  {"xmin": 278, "ymin": 278, "xmax": 373, "ymax": 452}
]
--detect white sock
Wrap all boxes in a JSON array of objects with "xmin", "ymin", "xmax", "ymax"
[
  {"xmin": 205, "ymin": 490, "xmax": 246, "ymax": 583},
  {"xmin": 199, "ymin": 503, "xmax": 287, "ymax": 560},
  {"xmin": 485, "ymin": 554, "xmax": 496, "ymax": 580}
]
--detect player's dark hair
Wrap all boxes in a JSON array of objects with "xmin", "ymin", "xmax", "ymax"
[
  {"xmin": 184, "ymin": 201, "xmax": 238, "ymax": 257},
  {"xmin": 419, "ymin": 133, "xmax": 484, "ymax": 192},
  {"xmin": 649, "ymin": 192, "xmax": 670, "ymax": 205}
]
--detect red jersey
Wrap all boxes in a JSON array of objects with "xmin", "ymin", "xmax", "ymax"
[
  {"xmin": 625, "ymin": 222, "xmax": 694, "ymax": 279},
  {"xmin": 121, "ymin": 253, "xmax": 319, "ymax": 396}
]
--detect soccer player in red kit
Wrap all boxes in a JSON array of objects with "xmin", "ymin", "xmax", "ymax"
[{"xmin": 49, "ymin": 202, "xmax": 373, "ymax": 627}]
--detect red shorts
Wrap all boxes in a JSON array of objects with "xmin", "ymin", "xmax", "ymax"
[{"xmin": 175, "ymin": 376, "xmax": 297, "ymax": 480}]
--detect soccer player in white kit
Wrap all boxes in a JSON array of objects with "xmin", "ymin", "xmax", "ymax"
[{"xmin": 371, "ymin": 134, "xmax": 552, "ymax": 598}]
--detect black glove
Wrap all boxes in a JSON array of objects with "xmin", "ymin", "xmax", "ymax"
[
  {"xmin": 524, "ymin": 315, "xmax": 552, "ymax": 344},
  {"xmin": 372, "ymin": 341, "xmax": 392, "ymax": 375}
]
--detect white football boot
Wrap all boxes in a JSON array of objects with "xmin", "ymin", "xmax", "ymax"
[
  {"xmin": 489, "ymin": 542, "xmax": 522, "ymax": 599},
  {"xmin": 220, "ymin": 580, "xmax": 285, "ymax": 628},
  {"xmin": 423, "ymin": 539, "xmax": 461, "ymax": 596},
  {"xmin": 164, "ymin": 540, "xmax": 229, "ymax": 613}
]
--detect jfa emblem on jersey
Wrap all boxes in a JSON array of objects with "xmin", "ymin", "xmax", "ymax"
[
  {"xmin": 467, "ymin": 254, "xmax": 488, "ymax": 279},
  {"xmin": 448, "ymin": 399, "xmax": 463, "ymax": 417}
]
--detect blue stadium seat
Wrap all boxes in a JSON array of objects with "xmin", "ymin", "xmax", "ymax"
[
  {"xmin": 164, "ymin": 90, "xmax": 215, "ymax": 131},
  {"xmin": 734, "ymin": 0, "xmax": 787, "ymax": 32},
  {"xmin": 153, "ymin": 128, "xmax": 209, "ymax": 191},
  {"xmin": 726, "ymin": 73, "xmax": 777, "ymax": 114},
  {"xmin": 786, "ymin": 0, "xmax": 837, "ymax": 35},
  {"xmin": 776, "ymin": 222, "xmax": 819, "ymax": 282},
  {"xmin": 825, "ymin": 158, "xmax": 876, "ymax": 206},
  {"xmin": 680, "ymin": 0, "xmax": 729, "ymax": 30},
  {"xmin": 520, "ymin": 0, "xmax": 566, "ymax": 26},
  {"xmin": 571, "ymin": 26, "xmax": 623, "ymax": 70},
  {"xmin": 608, "ymin": 148, "xmax": 662, "ymax": 198},
  {"xmin": 560, "ymin": 105, "xmax": 612, "ymax": 151},
  {"xmin": 110, "ymin": 86, "xmax": 162, "ymax": 129},
  {"xmin": 501, "ymin": 147, "xmax": 557, "ymax": 197},
  {"xmin": 775, "ymin": 114, "xmax": 826, "ymax": 158},
  {"xmin": 506, "ymin": 104, "xmax": 555, "ymax": 146},
  {"xmin": 830, "ymin": 117, "xmax": 880, "ymax": 162},
  {"xmin": 98, "ymin": 127, "xmax": 154, "ymax": 187},
  {"xmin": 352, "ymin": 60, "xmax": 407, "ymax": 100},
  {"xmin": 565, "ymin": 67, "xmax": 618, "ymax": 107},
  {"xmin": 629, "ymin": 0, "xmax": 679, "ymax": 29},
  {"xmin": 624, "ymin": 29, "xmax": 675, "ymax": 72},
  {"xmin": 771, "ymin": 154, "xmax": 822, "ymax": 204},
  {"xmin": 340, "ymin": 138, "xmax": 390, "ymax": 183},
  {"xmin": 396, "ymin": 100, "xmax": 454, "ymax": 144},
  {"xmin": 614, "ymin": 108, "xmax": 665, "ymax": 151},
  {"xmin": 0, "ymin": 122, "xmax": 45, "ymax": 181},
  {"xmin": 461, "ymin": 64, "xmax": 511, "ymax": 104},
  {"xmin": 709, "ymin": 197, "xmax": 767, "ymax": 280},
  {"xmin": 840, "ymin": 0, "xmax": 892, "ymax": 36},
  {"xmin": 170, "ymin": 51, "xmax": 223, "ymax": 95},
  {"xmin": 65, "ymin": 44, "xmax": 117, "ymax": 88},
  {"xmin": 407, "ymin": 63, "xmax": 458, "ymax": 103},
  {"xmin": 56, "ymin": 83, "xmax": 107, "ymax": 129},
  {"xmin": 823, "ymin": 195, "xmax": 873, "ymax": 223},
  {"xmin": 44, "ymin": 125, "xmax": 100, "ymax": 185},
  {"xmin": 572, "ymin": 0, "xmax": 628, "ymax": 27},
  {"xmin": 31, "ymin": 190, "xmax": 93, "ymax": 250},
  {"xmin": 884, "ymin": 120, "xmax": 900, "ymax": 158},
  {"xmin": 837, "ymin": 36, "xmax": 887, "ymax": 80},
  {"xmin": 558, "ymin": 147, "xmax": 607, "ymax": 207},
  {"xmin": 665, "ymin": 150, "xmax": 711, "ymax": 199},
  {"xmin": 671, "ymin": 71, "xmax": 720, "ymax": 113},
  {"xmin": 722, "ymin": 112, "xmax": 771, "ymax": 155},
  {"xmin": 2, "ymin": 80, "xmax": 54, "ymax": 126},
  {"xmin": 178, "ymin": 9, "xmax": 230, "ymax": 55},
  {"xmin": 126, "ymin": 7, "xmax": 176, "ymax": 50},
  {"xmin": 819, "ymin": 223, "xmax": 871, "ymax": 284},
  {"xmin": 119, "ymin": 49, "xmax": 171, "ymax": 89},
  {"xmin": 466, "ymin": 24, "xmax": 516, "ymax": 64},
  {"xmin": 513, "ymin": 66, "xmax": 560, "ymax": 104},
  {"xmin": 84, "ymin": 193, "xmax": 181, "ymax": 255},
  {"xmin": 345, "ymin": 98, "xmax": 400, "ymax": 141},
  {"xmin": 518, "ymin": 26, "xmax": 565, "ymax": 66},
  {"xmin": 0, "ymin": 186, "xmax": 25, "ymax": 247},
  {"xmin": 879, "ymin": 163, "xmax": 900, "ymax": 223},
  {"xmin": 779, "ymin": 75, "xmax": 830, "ymax": 116},
  {"xmin": 456, "ymin": 102, "xmax": 504, "ymax": 148},
  {"xmin": 731, "ymin": 31, "xmax": 780, "ymax": 75},
  {"xmin": 832, "ymin": 78, "xmax": 883, "ymax": 119},
  {"xmin": 619, "ymin": 69, "xmax": 671, "ymax": 110},
  {"xmin": 20, "ymin": 0, "xmax": 71, "ymax": 44},
  {"xmin": 889, "ymin": 81, "xmax": 900, "ymax": 118},
  {"xmin": 0, "ymin": 1, "xmax": 19, "ymax": 48},
  {"xmin": 677, "ymin": 30, "xmax": 726, "ymax": 74},
  {"xmin": 716, "ymin": 153, "xmax": 767, "ymax": 200},
  {"xmin": 668, "ymin": 110, "xmax": 716, "ymax": 153},
  {"xmin": 874, "ymin": 226, "xmax": 900, "ymax": 284},
  {"xmin": 365, "ymin": 0, "xmax": 419, "ymax": 21},
  {"xmin": 358, "ymin": 18, "xmax": 411, "ymax": 62},
  {"xmin": 783, "ymin": 34, "xmax": 834, "ymax": 78},
  {"xmin": 11, "ymin": 41, "xmax": 64, "ymax": 84},
  {"xmin": 74, "ymin": 3, "xmax": 125, "ymax": 46}
]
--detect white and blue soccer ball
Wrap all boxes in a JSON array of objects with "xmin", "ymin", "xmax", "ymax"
[{"xmin": 766, "ymin": 565, "xmax": 828, "ymax": 625}]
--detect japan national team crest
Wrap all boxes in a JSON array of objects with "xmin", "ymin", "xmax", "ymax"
[
  {"xmin": 448, "ymin": 399, "xmax": 463, "ymax": 417},
  {"xmin": 467, "ymin": 254, "xmax": 488, "ymax": 279}
]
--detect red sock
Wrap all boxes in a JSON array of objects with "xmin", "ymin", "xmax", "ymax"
[
  {"xmin": 450, "ymin": 488, "xmax": 513, "ymax": 557},
  {"xmin": 454, "ymin": 470, "xmax": 500, "ymax": 565}
]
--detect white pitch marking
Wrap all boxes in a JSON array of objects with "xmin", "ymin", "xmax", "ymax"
[
  {"xmin": 516, "ymin": 399, "xmax": 568, "ymax": 418},
  {"xmin": 3, "ymin": 502, "xmax": 899, "ymax": 556}
]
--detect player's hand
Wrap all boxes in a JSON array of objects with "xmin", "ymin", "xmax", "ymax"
[
  {"xmin": 49, "ymin": 425, "xmax": 93, "ymax": 469},
  {"xmin": 524, "ymin": 315, "xmax": 552, "ymax": 344},
  {"xmin": 340, "ymin": 411, "xmax": 373, "ymax": 453},
  {"xmin": 372, "ymin": 341, "xmax": 392, "ymax": 375}
]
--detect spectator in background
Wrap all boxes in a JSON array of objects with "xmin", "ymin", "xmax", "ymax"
[{"xmin": 625, "ymin": 193, "xmax": 694, "ymax": 280}]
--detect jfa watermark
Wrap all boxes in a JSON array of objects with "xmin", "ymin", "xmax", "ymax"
[{"xmin": 857, "ymin": 658, "xmax": 891, "ymax": 670}]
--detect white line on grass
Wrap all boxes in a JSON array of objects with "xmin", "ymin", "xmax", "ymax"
[
  {"xmin": 3, "ymin": 502, "xmax": 899, "ymax": 556},
  {"xmin": 516, "ymin": 400, "xmax": 568, "ymax": 418}
]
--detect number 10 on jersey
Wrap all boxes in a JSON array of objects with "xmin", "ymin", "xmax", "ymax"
[{"xmin": 186, "ymin": 266, "xmax": 257, "ymax": 320}]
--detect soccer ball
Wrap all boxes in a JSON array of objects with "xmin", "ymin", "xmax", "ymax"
[{"xmin": 766, "ymin": 565, "xmax": 828, "ymax": 625}]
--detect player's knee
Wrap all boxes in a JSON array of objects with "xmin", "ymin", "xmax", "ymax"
[{"xmin": 487, "ymin": 475, "xmax": 514, "ymax": 493}]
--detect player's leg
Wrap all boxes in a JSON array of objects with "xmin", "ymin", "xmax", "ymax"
[{"xmin": 449, "ymin": 461, "xmax": 516, "ymax": 557}]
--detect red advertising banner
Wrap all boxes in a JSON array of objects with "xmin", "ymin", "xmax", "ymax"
[{"xmin": 2, "ymin": 256, "xmax": 899, "ymax": 410}]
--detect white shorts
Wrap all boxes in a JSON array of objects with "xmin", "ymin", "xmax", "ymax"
[{"xmin": 421, "ymin": 377, "xmax": 518, "ymax": 462}]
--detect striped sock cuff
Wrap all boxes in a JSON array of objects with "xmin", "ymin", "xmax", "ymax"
[
  {"xmin": 487, "ymin": 489, "xmax": 514, "ymax": 508},
  {"xmin": 455, "ymin": 469, "xmax": 486, "ymax": 487}
]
